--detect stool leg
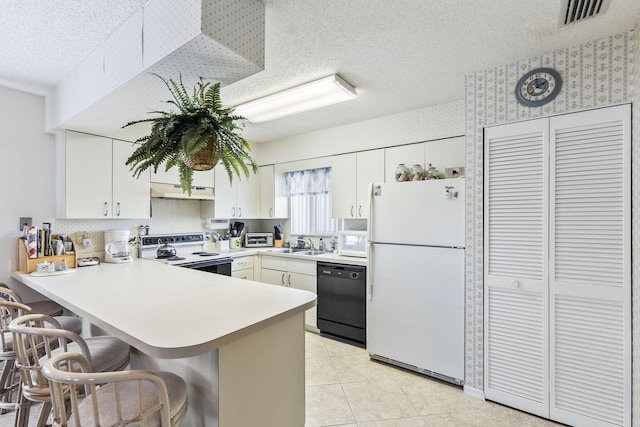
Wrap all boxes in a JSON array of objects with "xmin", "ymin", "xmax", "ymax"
[
  {"xmin": 13, "ymin": 391, "xmax": 30, "ymax": 427},
  {"xmin": 35, "ymin": 401, "xmax": 52, "ymax": 427}
]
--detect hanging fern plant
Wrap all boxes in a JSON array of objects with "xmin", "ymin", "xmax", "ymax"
[{"xmin": 123, "ymin": 73, "xmax": 257, "ymax": 195}]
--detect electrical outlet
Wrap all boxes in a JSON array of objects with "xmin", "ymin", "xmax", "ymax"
[
  {"xmin": 82, "ymin": 235, "xmax": 92, "ymax": 247},
  {"xmin": 19, "ymin": 217, "xmax": 32, "ymax": 231}
]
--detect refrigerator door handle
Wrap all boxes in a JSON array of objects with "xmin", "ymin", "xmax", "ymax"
[
  {"xmin": 368, "ymin": 182, "xmax": 374, "ymax": 243},
  {"xmin": 367, "ymin": 242, "xmax": 373, "ymax": 301}
]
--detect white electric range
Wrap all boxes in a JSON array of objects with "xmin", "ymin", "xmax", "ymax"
[{"xmin": 139, "ymin": 232, "xmax": 232, "ymax": 275}]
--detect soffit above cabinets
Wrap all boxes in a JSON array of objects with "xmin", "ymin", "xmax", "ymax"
[{"xmin": 46, "ymin": 0, "xmax": 265, "ymax": 142}]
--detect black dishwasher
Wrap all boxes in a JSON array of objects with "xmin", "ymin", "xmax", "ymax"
[{"xmin": 317, "ymin": 262, "xmax": 366, "ymax": 347}]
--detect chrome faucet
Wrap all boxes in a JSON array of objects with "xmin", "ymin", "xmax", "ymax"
[{"xmin": 296, "ymin": 236, "xmax": 314, "ymax": 250}]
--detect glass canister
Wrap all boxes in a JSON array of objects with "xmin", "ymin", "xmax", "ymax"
[
  {"xmin": 426, "ymin": 163, "xmax": 439, "ymax": 180},
  {"xmin": 395, "ymin": 163, "xmax": 410, "ymax": 182},
  {"xmin": 410, "ymin": 164, "xmax": 424, "ymax": 181}
]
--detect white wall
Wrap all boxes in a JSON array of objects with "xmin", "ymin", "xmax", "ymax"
[{"xmin": 0, "ymin": 86, "xmax": 57, "ymax": 295}]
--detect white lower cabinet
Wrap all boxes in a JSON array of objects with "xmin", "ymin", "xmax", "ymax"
[
  {"xmin": 261, "ymin": 256, "xmax": 317, "ymax": 330},
  {"xmin": 231, "ymin": 255, "xmax": 255, "ymax": 280}
]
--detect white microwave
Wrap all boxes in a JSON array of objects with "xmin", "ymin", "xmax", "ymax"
[{"xmin": 337, "ymin": 231, "xmax": 368, "ymax": 258}]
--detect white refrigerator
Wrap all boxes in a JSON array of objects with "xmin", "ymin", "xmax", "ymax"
[{"xmin": 367, "ymin": 178, "xmax": 465, "ymax": 385}]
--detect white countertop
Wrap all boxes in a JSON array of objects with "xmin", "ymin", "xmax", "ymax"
[
  {"xmin": 12, "ymin": 260, "xmax": 316, "ymax": 359},
  {"xmin": 220, "ymin": 247, "xmax": 368, "ymax": 266}
]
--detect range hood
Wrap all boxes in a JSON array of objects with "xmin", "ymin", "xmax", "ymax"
[{"xmin": 150, "ymin": 182, "xmax": 214, "ymax": 200}]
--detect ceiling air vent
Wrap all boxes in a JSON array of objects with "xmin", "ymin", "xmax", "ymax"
[{"xmin": 560, "ymin": 0, "xmax": 610, "ymax": 26}]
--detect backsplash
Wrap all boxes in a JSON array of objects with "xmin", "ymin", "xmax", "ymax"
[{"xmin": 54, "ymin": 199, "xmax": 203, "ymax": 259}]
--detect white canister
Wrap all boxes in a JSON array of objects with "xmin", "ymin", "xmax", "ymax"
[
  {"xmin": 215, "ymin": 240, "xmax": 230, "ymax": 251},
  {"xmin": 230, "ymin": 237, "xmax": 242, "ymax": 248}
]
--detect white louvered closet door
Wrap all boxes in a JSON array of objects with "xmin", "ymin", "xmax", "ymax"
[
  {"xmin": 483, "ymin": 118, "xmax": 550, "ymax": 418},
  {"xmin": 549, "ymin": 104, "xmax": 630, "ymax": 427}
]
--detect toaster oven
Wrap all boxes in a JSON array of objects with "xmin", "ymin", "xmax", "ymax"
[{"xmin": 244, "ymin": 232, "xmax": 274, "ymax": 247}]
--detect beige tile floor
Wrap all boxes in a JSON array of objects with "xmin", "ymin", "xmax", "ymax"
[
  {"xmin": 305, "ymin": 332, "xmax": 563, "ymax": 427},
  {"xmin": 0, "ymin": 332, "xmax": 563, "ymax": 427}
]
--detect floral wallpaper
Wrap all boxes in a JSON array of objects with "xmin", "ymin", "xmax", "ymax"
[{"xmin": 463, "ymin": 26, "xmax": 638, "ymax": 424}]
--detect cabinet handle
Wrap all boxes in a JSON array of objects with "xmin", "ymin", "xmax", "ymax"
[
  {"xmin": 281, "ymin": 273, "xmax": 285, "ymax": 285},
  {"xmin": 350, "ymin": 205, "xmax": 354, "ymax": 217},
  {"xmin": 231, "ymin": 207, "xmax": 235, "ymax": 217},
  {"xmin": 238, "ymin": 207, "xmax": 242, "ymax": 217},
  {"xmin": 287, "ymin": 273, "xmax": 291, "ymax": 286},
  {"xmin": 358, "ymin": 205, "xmax": 362, "ymax": 217},
  {"xmin": 512, "ymin": 280, "xmax": 521, "ymax": 288},
  {"xmin": 116, "ymin": 202, "xmax": 121, "ymax": 217},
  {"xmin": 269, "ymin": 208, "xmax": 273, "ymax": 217},
  {"xmin": 237, "ymin": 261, "xmax": 247, "ymax": 266},
  {"xmin": 103, "ymin": 202, "xmax": 108, "ymax": 217}
]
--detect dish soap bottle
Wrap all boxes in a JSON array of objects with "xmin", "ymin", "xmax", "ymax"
[{"xmin": 318, "ymin": 238, "xmax": 325, "ymax": 252}]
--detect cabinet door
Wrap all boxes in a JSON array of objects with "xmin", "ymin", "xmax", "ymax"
[
  {"xmin": 331, "ymin": 153, "xmax": 357, "ymax": 218},
  {"xmin": 287, "ymin": 272, "xmax": 317, "ymax": 329},
  {"xmin": 548, "ymin": 105, "xmax": 630, "ymax": 427},
  {"xmin": 65, "ymin": 132, "xmax": 112, "ymax": 218},
  {"xmin": 235, "ymin": 172, "xmax": 259, "ymax": 218},
  {"xmin": 261, "ymin": 268, "xmax": 286, "ymax": 286},
  {"xmin": 384, "ymin": 144, "xmax": 424, "ymax": 182},
  {"xmin": 259, "ymin": 165, "xmax": 275, "ymax": 218},
  {"xmin": 112, "ymin": 139, "xmax": 150, "ymax": 219},
  {"xmin": 259, "ymin": 165, "xmax": 288, "ymax": 219},
  {"xmin": 355, "ymin": 149, "xmax": 384, "ymax": 218},
  {"xmin": 214, "ymin": 166, "xmax": 236, "ymax": 218},
  {"xmin": 484, "ymin": 118, "xmax": 549, "ymax": 418}
]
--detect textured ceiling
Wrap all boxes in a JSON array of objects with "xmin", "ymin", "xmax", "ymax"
[{"xmin": 1, "ymin": 0, "xmax": 639, "ymax": 143}]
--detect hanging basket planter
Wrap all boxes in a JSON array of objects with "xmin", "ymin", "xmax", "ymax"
[
  {"xmin": 122, "ymin": 74, "xmax": 257, "ymax": 195},
  {"xmin": 183, "ymin": 136, "xmax": 220, "ymax": 171}
]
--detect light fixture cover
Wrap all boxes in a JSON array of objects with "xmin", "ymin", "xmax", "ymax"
[{"xmin": 234, "ymin": 74, "xmax": 357, "ymax": 123}]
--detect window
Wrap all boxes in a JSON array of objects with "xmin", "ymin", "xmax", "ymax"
[{"xmin": 285, "ymin": 167, "xmax": 338, "ymax": 236}]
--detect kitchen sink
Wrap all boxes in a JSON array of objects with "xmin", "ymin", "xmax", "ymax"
[
  {"xmin": 265, "ymin": 248, "xmax": 307, "ymax": 254},
  {"xmin": 265, "ymin": 248, "xmax": 326, "ymax": 256},
  {"xmin": 302, "ymin": 250, "xmax": 326, "ymax": 256}
]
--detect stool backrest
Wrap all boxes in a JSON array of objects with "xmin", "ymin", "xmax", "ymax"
[
  {"xmin": 44, "ymin": 351, "xmax": 173, "ymax": 426},
  {"xmin": 9, "ymin": 314, "xmax": 91, "ymax": 402}
]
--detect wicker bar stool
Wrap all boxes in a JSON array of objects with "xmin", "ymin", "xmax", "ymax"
[
  {"xmin": 0, "ymin": 283, "xmax": 64, "ymax": 317},
  {"xmin": 44, "ymin": 351, "xmax": 188, "ymax": 426},
  {"xmin": 0, "ymin": 299, "xmax": 82, "ymax": 417},
  {"xmin": 10, "ymin": 314, "xmax": 131, "ymax": 427}
]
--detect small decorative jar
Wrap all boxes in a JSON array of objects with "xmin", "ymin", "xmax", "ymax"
[
  {"xmin": 426, "ymin": 163, "xmax": 439, "ymax": 180},
  {"xmin": 410, "ymin": 164, "xmax": 424, "ymax": 181},
  {"xmin": 395, "ymin": 164, "xmax": 410, "ymax": 182}
]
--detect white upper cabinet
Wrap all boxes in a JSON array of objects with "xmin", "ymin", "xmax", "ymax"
[
  {"xmin": 355, "ymin": 150, "xmax": 385, "ymax": 218},
  {"xmin": 111, "ymin": 139, "xmax": 152, "ymax": 218},
  {"xmin": 214, "ymin": 165, "xmax": 259, "ymax": 219},
  {"xmin": 259, "ymin": 165, "xmax": 288, "ymax": 219},
  {"xmin": 331, "ymin": 153, "xmax": 357, "ymax": 218},
  {"xmin": 62, "ymin": 131, "xmax": 150, "ymax": 219},
  {"xmin": 332, "ymin": 150, "xmax": 384, "ymax": 219}
]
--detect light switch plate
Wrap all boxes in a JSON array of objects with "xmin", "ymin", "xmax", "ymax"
[{"xmin": 19, "ymin": 217, "xmax": 32, "ymax": 231}]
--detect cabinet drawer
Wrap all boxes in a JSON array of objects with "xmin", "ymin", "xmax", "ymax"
[
  {"xmin": 287, "ymin": 258, "xmax": 316, "ymax": 276},
  {"xmin": 232, "ymin": 269, "xmax": 254, "ymax": 280},
  {"xmin": 232, "ymin": 256, "xmax": 254, "ymax": 271},
  {"xmin": 261, "ymin": 255, "xmax": 287, "ymax": 271}
]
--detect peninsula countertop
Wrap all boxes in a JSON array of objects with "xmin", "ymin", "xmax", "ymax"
[{"xmin": 11, "ymin": 260, "xmax": 317, "ymax": 359}]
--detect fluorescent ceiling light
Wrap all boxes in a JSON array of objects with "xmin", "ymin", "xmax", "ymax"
[{"xmin": 234, "ymin": 74, "xmax": 357, "ymax": 123}]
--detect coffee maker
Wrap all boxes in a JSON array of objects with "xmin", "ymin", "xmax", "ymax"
[{"xmin": 104, "ymin": 230, "xmax": 132, "ymax": 264}]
